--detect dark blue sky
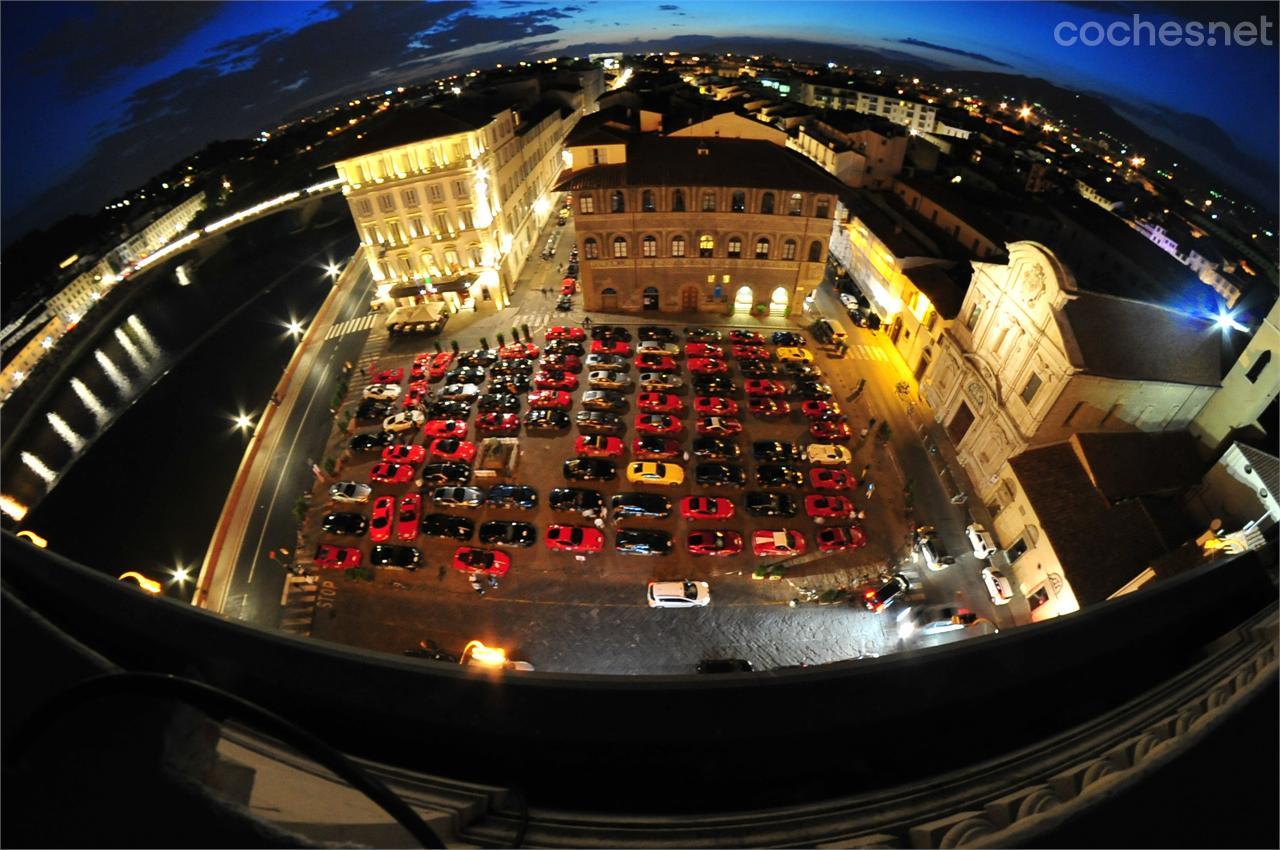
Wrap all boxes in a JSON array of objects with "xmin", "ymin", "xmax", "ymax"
[{"xmin": 2, "ymin": 1, "xmax": 1275, "ymax": 239}]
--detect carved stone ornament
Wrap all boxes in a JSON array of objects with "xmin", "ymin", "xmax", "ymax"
[
  {"xmin": 966, "ymin": 381, "xmax": 987, "ymax": 408},
  {"xmin": 1021, "ymin": 265, "xmax": 1046, "ymax": 305}
]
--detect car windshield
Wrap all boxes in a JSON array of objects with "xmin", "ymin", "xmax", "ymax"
[{"xmin": 683, "ymin": 581, "xmax": 698, "ymax": 599}]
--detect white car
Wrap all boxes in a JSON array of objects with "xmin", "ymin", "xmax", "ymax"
[
  {"xmin": 647, "ymin": 579, "xmax": 711, "ymax": 608},
  {"xmin": 965, "ymin": 523, "xmax": 998, "ymax": 560},
  {"xmin": 981, "ymin": 567, "xmax": 1015, "ymax": 606},
  {"xmin": 806, "ymin": 444, "xmax": 852, "ymax": 465},
  {"xmin": 636, "ymin": 340, "xmax": 680, "ymax": 356},
  {"xmin": 383, "ymin": 409, "xmax": 426, "ymax": 432},
  {"xmin": 638, "ymin": 372, "xmax": 682, "ymax": 390},
  {"xmin": 839, "ymin": 292, "xmax": 859, "ymax": 309},
  {"xmin": 328, "ymin": 481, "xmax": 372, "ymax": 503},
  {"xmin": 363, "ymin": 383, "xmax": 402, "ymax": 400}
]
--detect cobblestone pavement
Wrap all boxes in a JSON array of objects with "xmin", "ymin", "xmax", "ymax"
[{"xmin": 299, "ymin": 206, "xmax": 1001, "ymax": 673}]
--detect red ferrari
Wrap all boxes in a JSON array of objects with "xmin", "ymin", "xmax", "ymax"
[
  {"xmin": 544, "ymin": 524, "xmax": 605, "ymax": 553},
  {"xmin": 752, "ymin": 528, "xmax": 807, "ymax": 557},
  {"xmin": 539, "ymin": 354, "xmax": 582, "ymax": 373},
  {"xmin": 687, "ymin": 530, "xmax": 744, "ymax": 557},
  {"xmin": 371, "ymin": 367, "xmax": 404, "ymax": 385},
  {"xmin": 528, "ymin": 390, "xmax": 572, "ymax": 409},
  {"xmin": 423, "ymin": 419, "xmax": 468, "ymax": 438},
  {"xmin": 546, "ymin": 326, "xmax": 586, "ymax": 342},
  {"xmin": 632, "ymin": 436, "xmax": 682, "ymax": 460},
  {"xmin": 499, "ymin": 342, "xmax": 541, "ymax": 360},
  {"xmin": 634, "ymin": 354, "xmax": 676, "ymax": 372},
  {"xmin": 410, "ymin": 354, "xmax": 431, "ymax": 381},
  {"xmin": 396, "ymin": 494, "xmax": 421, "ymax": 542},
  {"xmin": 693, "ymin": 396, "xmax": 739, "ymax": 416},
  {"xmin": 452, "ymin": 546, "xmax": 511, "ymax": 576},
  {"xmin": 476, "ymin": 413, "xmax": 519, "ymax": 434},
  {"xmin": 818, "ymin": 525, "xmax": 868, "ymax": 552},
  {"xmin": 801, "ymin": 400, "xmax": 842, "ymax": 419},
  {"xmin": 313, "ymin": 544, "xmax": 363, "ymax": 570},
  {"xmin": 369, "ymin": 463, "xmax": 416, "ymax": 484},
  {"xmin": 728, "ymin": 330, "xmax": 765, "ymax": 345},
  {"xmin": 427, "ymin": 353, "xmax": 454, "ymax": 381},
  {"xmin": 575, "ymin": 435, "xmax": 624, "ymax": 458},
  {"xmin": 370, "ymin": 496, "xmax": 395, "ymax": 543},
  {"xmin": 429, "ymin": 438, "xmax": 477, "ymax": 463},
  {"xmin": 744, "ymin": 379, "xmax": 785, "ymax": 396},
  {"xmin": 636, "ymin": 414, "xmax": 683, "ymax": 435},
  {"xmin": 680, "ymin": 495, "xmax": 735, "ymax": 520},
  {"xmin": 637, "ymin": 392, "xmax": 684, "ymax": 413},
  {"xmin": 685, "ymin": 343, "xmax": 724, "ymax": 358},
  {"xmin": 732, "ymin": 345, "xmax": 770, "ymax": 360},
  {"xmin": 749, "ymin": 397, "xmax": 792, "ymax": 417},
  {"xmin": 805, "ymin": 495, "xmax": 855, "ymax": 519},
  {"xmin": 381, "ymin": 444, "xmax": 427, "ymax": 465},
  {"xmin": 687, "ymin": 358, "xmax": 728, "ymax": 375},
  {"xmin": 534, "ymin": 371, "xmax": 579, "ymax": 391},
  {"xmin": 810, "ymin": 468, "xmax": 854, "ymax": 490},
  {"xmin": 696, "ymin": 416, "xmax": 742, "ymax": 436},
  {"xmin": 561, "ymin": 277, "xmax": 577, "ymax": 296},
  {"xmin": 590, "ymin": 340, "xmax": 633, "ymax": 357},
  {"xmin": 402, "ymin": 381, "xmax": 431, "ymax": 409},
  {"xmin": 810, "ymin": 419, "xmax": 852, "ymax": 441}
]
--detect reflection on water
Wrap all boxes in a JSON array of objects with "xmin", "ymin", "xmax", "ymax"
[
  {"xmin": 93, "ymin": 350, "xmax": 132, "ymax": 396},
  {"xmin": 21, "ymin": 452, "xmax": 56, "ymax": 485},
  {"xmin": 114, "ymin": 327, "xmax": 148, "ymax": 372},
  {"xmin": 71, "ymin": 379, "xmax": 110, "ymax": 425},
  {"xmin": 46, "ymin": 413, "xmax": 85, "ymax": 452}
]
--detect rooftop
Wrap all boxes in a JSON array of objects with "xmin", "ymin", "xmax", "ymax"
[
  {"xmin": 903, "ymin": 263, "xmax": 970, "ymax": 319},
  {"xmin": 327, "ymin": 103, "xmax": 500, "ymax": 162},
  {"xmin": 555, "ymin": 136, "xmax": 848, "ymax": 195}
]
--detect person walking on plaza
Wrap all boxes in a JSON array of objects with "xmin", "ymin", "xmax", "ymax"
[
  {"xmin": 864, "ymin": 480, "xmax": 876, "ymax": 499},
  {"xmin": 859, "ymin": 463, "xmax": 871, "ymax": 482}
]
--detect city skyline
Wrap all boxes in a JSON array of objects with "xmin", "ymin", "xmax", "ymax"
[{"xmin": 3, "ymin": 0, "xmax": 1277, "ymax": 242}]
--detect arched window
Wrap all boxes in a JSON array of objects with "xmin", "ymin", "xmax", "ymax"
[
  {"xmin": 671, "ymin": 236, "xmax": 687, "ymax": 257},
  {"xmin": 444, "ymin": 248, "xmax": 461, "ymax": 273},
  {"xmin": 701, "ymin": 192, "xmax": 716, "ymax": 212},
  {"xmin": 642, "ymin": 190, "xmax": 655, "ymax": 212},
  {"xmin": 754, "ymin": 238, "xmax": 770, "ymax": 259},
  {"xmin": 672, "ymin": 189, "xmax": 686, "ymax": 212},
  {"xmin": 788, "ymin": 193, "xmax": 804, "ymax": 215},
  {"xmin": 467, "ymin": 244, "xmax": 483, "ymax": 267},
  {"xmin": 583, "ymin": 238, "xmax": 599, "ymax": 259},
  {"xmin": 808, "ymin": 240, "xmax": 823, "ymax": 262},
  {"xmin": 611, "ymin": 190, "xmax": 626, "ymax": 213},
  {"xmin": 782, "ymin": 239, "xmax": 796, "ymax": 260},
  {"xmin": 727, "ymin": 237, "xmax": 742, "ymax": 259},
  {"xmin": 642, "ymin": 235, "xmax": 658, "ymax": 257},
  {"xmin": 699, "ymin": 234, "xmax": 715, "ymax": 258},
  {"xmin": 761, "ymin": 192, "xmax": 775, "ymax": 214},
  {"xmin": 613, "ymin": 236, "xmax": 629, "ymax": 258},
  {"xmin": 731, "ymin": 191, "xmax": 746, "ymax": 212}
]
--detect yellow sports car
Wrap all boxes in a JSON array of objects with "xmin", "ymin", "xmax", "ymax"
[
  {"xmin": 626, "ymin": 461, "xmax": 685, "ymax": 486},
  {"xmin": 775, "ymin": 346, "xmax": 814, "ymax": 363}
]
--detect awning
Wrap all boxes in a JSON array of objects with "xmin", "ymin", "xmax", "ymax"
[
  {"xmin": 385, "ymin": 302, "xmax": 446, "ymax": 328},
  {"xmin": 432, "ymin": 275, "xmax": 476, "ymax": 295}
]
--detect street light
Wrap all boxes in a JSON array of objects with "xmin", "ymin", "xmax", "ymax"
[
  {"xmin": 1213, "ymin": 307, "xmax": 1247, "ymax": 333},
  {"xmin": 326, "ymin": 262, "xmax": 341, "ymax": 279},
  {"xmin": 287, "ymin": 320, "xmax": 304, "ymax": 337},
  {"xmin": 234, "ymin": 413, "xmax": 253, "ymax": 430},
  {"xmin": 170, "ymin": 565, "xmax": 191, "ymax": 586}
]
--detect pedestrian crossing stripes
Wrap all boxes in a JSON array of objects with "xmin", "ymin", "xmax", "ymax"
[
  {"xmin": 324, "ymin": 312, "xmax": 378, "ymax": 340},
  {"xmin": 279, "ymin": 573, "xmax": 318, "ymax": 636},
  {"xmin": 848, "ymin": 344, "xmax": 889, "ymax": 362}
]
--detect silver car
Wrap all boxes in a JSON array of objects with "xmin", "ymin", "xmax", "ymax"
[
  {"xmin": 647, "ymin": 579, "xmax": 710, "ymax": 608},
  {"xmin": 362, "ymin": 383, "xmax": 402, "ymax": 400},
  {"xmin": 636, "ymin": 340, "xmax": 680, "ymax": 356},
  {"xmin": 638, "ymin": 372, "xmax": 682, "ymax": 390},
  {"xmin": 383, "ymin": 409, "xmax": 426, "ymax": 432},
  {"xmin": 328, "ymin": 481, "xmax": 373, "ymax": 503},
  {"xmin": 431, "ymin": 486, "xmax": 485, "ymax": 508},
  {"xmin": 588, "ymin": 370, "xmax": 633, "ymax": 391}
]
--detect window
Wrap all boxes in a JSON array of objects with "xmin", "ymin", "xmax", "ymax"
[
  {"xmin": 699, "ymin": 235, "xmax": 715, "ymax": 258},
  {"xmin": 1007, "ymin": 537, "xmax": 1029, "ymax": 563},
  {"xmin": 760, "ymin": 192, "xmax": 775, "ymax": 214},
  {"xmin": 1020, "ymin": 373, "xmax": 1043, "ymax": 405},
  {"xmin": 642, "ymin": 235, "xmax": 657, "ymax": 257},
  {"xmin": 428, "ymin": 183, "xmax": 444, "ymax": 202},
  {"xmin": 924, "ymin": 309, "xmax": 938, "ymax": 332},
  {"xmin": 591, "ymin": 148, "xmax": 601, "ymax": 165},
  {"xmin": 701, "ymin": 192, "xmax": 716, "ymax": 212},
  {"xmin": 727, "ymin": 238, "xmax": 742, "ymax": 259},
  {"xmin": 672, "ymin": 189, "xmax": 686, "ymax": 212},
  {"xmin": 642, "ymin": 190, "xmax": 655, "ymax": 212},
  {"xmin": 731, "ymin": 191, "xmax": 746, "ymax": 212},
  {"xmin": 408, "ymin": 216, "xmax": 424, "ymax": 238},
  {"xmin": 444, "ymin": 249, "xmax": 460, "ymax": 272},
  {"xmin": 452, "ymin": 181, "xmax": 468, "ymax": 199},
  {"xmin": 782, "ymin": 239, "xmax": 797, "ymax": 260},
  {"xmin": 579, "ymin": 195, "xmax": 595, "ymax": 214},
  {"xmin": 378, "ymin": 193, "xmax": 395, "ymax": 213},
  {"xmin": 966, "ymin": 302, "xmax": 983, "ymax": 331},
  {"xmin": 355, "ymin": 198, "xmax": 373, "ymax": 217},
  {"xmin": 459, "ymin": 209, "xmax": 474, "ymax": 230},
  {"xmin": 467, "ymin": 245, "xmax": 483, "ymax": 267},
  {"xmin": 671, "ymin": 236, "xmax": 686, "ymax": 257},
  {"xmin": 389, "ymin": 221, "xmax": 406, "ymax": 244},
  {"xmin": 433, "ymin": 212, "xmax": 451, "ymax": 237},
  {"xmin": 611, "ymin": 190, "xmax": 626, "ymax": 213},
  {"xmin": 754, "ymin": 238, "xmax": 770, "ymax": 259},
  {"xmin": 402, "ymin": 189, "xmax": 420, "ymax": 207},
  {"xmin": 1246, "ymin": 350, "xmax": 1271, "ymax": 383},
  {"xmin": 1027, "ymin": 586, "xmax": 1050, "ymax": 611},
  {"xmin": 808, "ymin": 241, "xmax": 823, "ymax": 262},
  {"xmin": 815, "ymin": 197, "xmax": 830, "ymax": 218},
  {"xmin": 613, "ymin": 236, "xmax": 628, "ymax": 258},
  {"xmin": 583, "ymin": 238, "xmax": 599, "ymax": 259},
  {"xmin": 787, "ymin": 193, "xmax": 804, "ymax": 215}
]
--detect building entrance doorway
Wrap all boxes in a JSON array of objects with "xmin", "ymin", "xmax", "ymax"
[
  {"xmin": 947, "ymin": 401, "xmax": 976, "ymax": 446},
  {"xmin": 915, "ymin": 346, "xmax": 932, "ymax": 380},
  {"xmin": 643, "ymin": 287, "xmax": 660, "ymax": 310},
  {"xmin": 888, "ymin": 315, "xmax": 903, "ymax": 343},
  {"xmin": 601, "ymin": 287, "xmax": 618, "ymax": 310},
  {"xmin": 769, "ymin": 286, "xmax": 789, "ymax": 316},
  {"xmin": 681, "ymin": 286, "xmax": 699, "ymax": 310},
  {"xmin": 732, "ymin": 285, "xmax": 754, "ymax": 314}
]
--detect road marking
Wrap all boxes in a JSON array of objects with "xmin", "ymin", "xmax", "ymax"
[{"xmin": 324, "ymin": 313, "xmax": 378, "ymax": 340}]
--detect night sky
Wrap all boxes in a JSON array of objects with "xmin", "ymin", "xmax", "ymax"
[{"xmin": 2, "ymin": 1, "xmax": 1276, "ymax": 240}]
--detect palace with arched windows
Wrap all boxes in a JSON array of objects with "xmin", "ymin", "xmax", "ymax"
[{"xmin": 555, "ymin": 136, "xmax": 845, "ymax": 316}]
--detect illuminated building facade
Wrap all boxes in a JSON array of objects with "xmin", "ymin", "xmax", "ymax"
[{"xmin": 332, "ymin": 101, "xmax": 573, "ymax": 312}]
